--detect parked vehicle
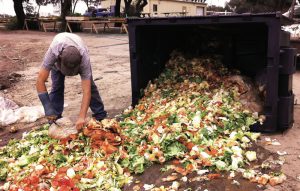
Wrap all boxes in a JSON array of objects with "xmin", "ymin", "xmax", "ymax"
[{"xmin": 84, "ymin": 8, "xmax": 114, "ymax": 17}]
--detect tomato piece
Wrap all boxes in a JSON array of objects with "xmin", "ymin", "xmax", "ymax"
[
  {"xmin": 21, "ymin": 177, "xmax": 31, "ymax": 185},
  {"xmin": 172, "ymin": 159, "xmax": 181, "ymax": 165},
  {"xmin": 9, "ymin": 187, "xmax": 19, "ymax": 191},
  {"xmin": 207, "ymin": 173, "xmax": 221, "ymax": 179},
  {"xmin": 186, "ymin": 163, "xmax": 194, "ymax": 171},
  {"xmin": 59, "ymin": 185, "xmax": 71, "ymax": 191},
  {"xmin": 30, "ymin": 175, "xmax": 40, "ymax": 184},
  {"xmin": 63, "ymin": 149, "xmax": 70, "ymax": 155},
  {"xmin": 24, "ymin": 186, "xmax": 33, "ymax": 191},
  {"xmin": 58, "ymin": 167, "xmax": 69, "ymax": 173},
  {"xmin": 52, "ymin": 180, "xmax": 59, "ymax": 187},
  {"xmin": 58, "ymin": 178, "xmax": 75, "ymax": 188},
  {"xmin": 185, "ymin": 142, "xmax": 195, "ymax": 151},
  {"xmin": 69, "ymin": 134, "xmax": 77, "ymax": 140},
  {"xmin": 100, "ymin": 167, "xmax": 107, "ymax": 171},
  {"xmin": 84, "ymin": 171, "xmax": 94, "ymax": 179},
  {"xmin": 58, "ymin": 178, "xmax": 70, "ymax": 186}
]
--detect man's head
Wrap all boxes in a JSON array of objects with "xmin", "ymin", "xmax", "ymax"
[{"xmin": 60, "ymin": 46, "xmax": 81, "ymax": 76}]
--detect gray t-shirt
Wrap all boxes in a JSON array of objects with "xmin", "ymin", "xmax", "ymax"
[{"xmin": 42, "ymin": 32, "xmax": 92, "ymax": 80}]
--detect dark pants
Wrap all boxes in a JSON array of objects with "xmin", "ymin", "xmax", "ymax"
[{"xmin": 49, "ymin": 69, "xmax": 107, "ymax": 120}]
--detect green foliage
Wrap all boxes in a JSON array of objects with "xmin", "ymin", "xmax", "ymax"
[
  {"xmin": 69, "ymin": 12, "xmax": 82, "ymax": 16},
  {"xmin": 0, "ymin": 160, "xmax": 8, "ymax": 181},
  {"xmin": 161, "ymin": 141, "xmax": 186, "ymax": 160},
  {"xmin": 207, "ymin": 5, "xmax": 226, "ymax": 12},
  {"xmin": 51, "ymin": 153, "xmax": 68, "ymax": 166},
  {"xmin": 35, "ymin": 0, "xmax": 60, "ymax": 6}
]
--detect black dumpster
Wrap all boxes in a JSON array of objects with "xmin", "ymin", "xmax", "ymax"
[{"xmin": 127, "ymin": 12, "xmax": 296, "ymax": 133}]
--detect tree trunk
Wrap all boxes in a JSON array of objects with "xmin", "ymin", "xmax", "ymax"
[
  {"xmin": 61, "ymin": 0, "xmax": 72, "ymax": 17},
  {"xmin": 72, "ymin": 0, "xmax": 79, "ymax": 13},
  {"xmin": 124, "ymin": 0, "xmax": 132, "ymax": 16},
  {"xmin": 37, "ymin": 5, "xmax": 41, "ymax": 17},
  {"xmin": 12, "ymin": 0, "xmax": 25, "ymax": 29},
  {"xmin": 61, "ymin": 0, "xmax": 72, "ymax": 30},
  {"xmin": 135, "ymin": 0, "xmax": 148, "ymax": 16},
  {"xmin": 84, "ymin": 0, "xmax": 89, "ymax": 8},
  {"xmin": 115, "ymin": 0, "xmax": 121, "ymax": 17}
]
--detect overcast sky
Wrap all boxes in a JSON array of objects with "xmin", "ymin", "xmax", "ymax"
[
  {"xmin": 0, "ymin": 0, "xmax": 229, "ymax": 16},
  {"xmin": 207, "ymin": 0, "xmax": 229, "ymax": 7},
  {"xmin": 0, "ymin": 0, "xmax": 88, "ymax": 16}
]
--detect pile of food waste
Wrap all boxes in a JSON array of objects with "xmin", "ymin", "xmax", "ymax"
[{"xmin": 0, "ymin": 51, "xmax": 285, "ymax": 191}]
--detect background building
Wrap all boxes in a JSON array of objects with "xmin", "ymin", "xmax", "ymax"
[{"xmin": 101, "ymin": 0, "xmax": 207, "ymax": 17}]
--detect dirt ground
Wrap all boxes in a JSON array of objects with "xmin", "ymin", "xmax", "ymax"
[{"xmin": 0, "ymin": 30, "xmax": 300, "ymax": 191}]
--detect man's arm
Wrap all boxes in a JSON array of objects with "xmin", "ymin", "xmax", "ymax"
[
  {"xmin": 76, "ymin": 79, "xmax": 91, "ymax": 130},
  {"xmin": 36, "ymin": 68, "xmax": 50, "ymax": 93},
  {"xmin": 36, "ymin": 68, "xmax": 57, "ymax": 120}
]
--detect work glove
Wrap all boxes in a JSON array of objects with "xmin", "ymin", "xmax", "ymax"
[{"xmin": 38, "ymin": 92, "xmax": 57, "ymax": 124}]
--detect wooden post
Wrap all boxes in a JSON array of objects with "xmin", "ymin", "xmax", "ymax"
[
  {"xmin": 23, "ymin": 19, "xmax": 29, "ymax": 30},
  {"xmin": 66, "ymin": 21, "xmax": 73, "ymax": 33}
]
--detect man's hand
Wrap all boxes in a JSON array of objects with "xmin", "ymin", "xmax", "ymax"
[
  {"xmin": 76, "ymin": 117, "xmax": 86, "ymax": 130},
  {"xmin": 47, "ymin": 115, "xmax": 58, "ymax": 124}
]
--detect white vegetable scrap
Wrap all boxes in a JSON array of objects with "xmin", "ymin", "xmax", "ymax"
[
  {"xmin": 242, "ymin": 169, "xmax": 257, "ymax": 180},
  {"xmin": 265, "ymin": 137, "xmax": 281, "ymax": 146},
  {"xmin": 271, "ymin": 141, "xmax": 281, "ymax": 146},
  {"xmin": 276, "ymin": 151, "xmax": 288, "ymax": 156},
  {"xmin": 231, "ymin": 180, "xmax": 240, "ymax": 186},
  {"xmin": 171, "ymin": 181, "xmax": 180, "ymax": 190},
  {"xmin": 228, "ymin": 171, "xmax": 236, "ymax": 179},
  {"xmin": 181, "ymin": 176, "xmax": 188, "ymax": 182},
  {"xmin": 197, "ymin": 169, "xmax": 209, "ymax": 175},
  {"xmin": 144, "ymin": 184, "xmax": 155, "ymax": 190},
  {"xmin": 245, "ymin": 151, "xmax": 257, "ymax": 162},
  {"xmin": 66, "ymin": 168, "xmax": 76, "ymax": 178},
  {"xmin": 133, "ymin": 185, "xmax": 141, "ymax": 191}
]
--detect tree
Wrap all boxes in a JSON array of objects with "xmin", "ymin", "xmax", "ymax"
[
  {"xmin": 119, "ymin": 0, "xmax": 149, "ymax": 17},
  {"xmin": 72, "ymin": 0, "xmax": 79, "ymax": 13},
  {"xmin": 124, "ymin": 0, "xmax": 133, "ymax": 16},
  {"xmin": 83, "ymin": 0, "xmax": 101, "ymax": 9},
  {"xmin": 24, "ymin": 1, "xmax": 36, "ymax": 16},
  {"xmin": 12, "ymin": 0, "xmax": 72, "ymax": 29},
  {"xmin": 61, "ymin": 0, "xmax": 72, "ymax": 17},
  {"xmin": 135, "ymin": 0, "xmax": 148, "ymax": 16},
  {"xmin": 226, "ymin": 0, "xmax": 293, "ymax": 13},
  {"xmin": 35, "ymin": 0, "xmax": 60, "ymax": 15},
  {"xmin": 207, "ymin": 5, "xmax": 226, "ymax": 12},
  {"xmin": 12, "ymin": 0, "xmax": 26, "ymax": 28},
  {"xmin": 115, "ymin": 0, "xmax": 121, "ymax": 16}
]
